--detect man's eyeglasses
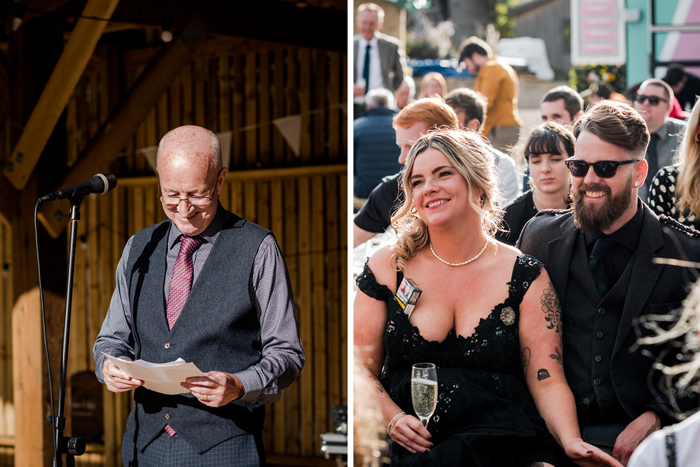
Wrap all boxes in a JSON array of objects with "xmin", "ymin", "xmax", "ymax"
[
  {"xmin": 635, "ymin": 94, "xmax": 669, "ymax": 106},
  {"xmin": 564, "ymin": 158, "xmax": 639, "ymax": 178},
  {"xmin": 159, "ymin": 169, "xmax": 222, "ymax": 207}
]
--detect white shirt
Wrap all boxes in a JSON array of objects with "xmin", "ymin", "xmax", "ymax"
[
  {"xmin": 356, "ymin": 35, "xmax": 384, "ymax": 92},
  {"xmin": 628, "ymin": 410, "xmax": 700, "ymax": 467}
]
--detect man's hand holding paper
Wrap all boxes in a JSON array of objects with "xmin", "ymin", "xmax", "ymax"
[{"xmin": 103, "ymin": 353, "xmax": 205, "ymax": 395}]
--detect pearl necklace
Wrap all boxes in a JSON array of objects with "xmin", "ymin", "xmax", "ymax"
[{"xmin": 429, "ymin": 240, "xmax": 488, "ymax": 270}]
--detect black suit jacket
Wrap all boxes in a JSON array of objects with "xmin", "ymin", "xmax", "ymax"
[{"xmin": 517, "ymin": 203, "xmax": 700, "ymax": 424}]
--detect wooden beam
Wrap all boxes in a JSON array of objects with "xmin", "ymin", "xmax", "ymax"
[
  {"xmin": 2, "ymin": 0, "xmax": 120, "ymax": 190},
  {"xmin": 37, "ymin": 14, "xmax": 206, "ymax": 238}
]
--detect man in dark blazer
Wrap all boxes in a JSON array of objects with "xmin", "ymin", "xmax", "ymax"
[
  {"xmin": 517, "ymin": 101, "xmax": 700, "ymax": 466},
  {"xmin": 353, "ymin": 3, "xmax": 405, "ymax": 103}
]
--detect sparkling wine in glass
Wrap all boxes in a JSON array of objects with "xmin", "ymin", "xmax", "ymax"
[{"xmin": 411, "ymin": 363, "xmax": 437, "ymax": 429}]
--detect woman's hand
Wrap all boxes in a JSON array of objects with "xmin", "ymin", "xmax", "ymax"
[
  {"xmin": 389, "ymin": 414, "xmax": 433, "ymax": 454},
  {"xmin": 564, "ymin": 438, "xmax": 623, "ymax": 467}
]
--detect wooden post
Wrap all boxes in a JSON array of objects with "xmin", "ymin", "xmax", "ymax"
[
  {"xmin": 2, "ymin": 0, "xmax": 120, "ymax": 190},
  {"xmin": 12, "ymin": 288, "xmax": 64, "ymax": 467}
]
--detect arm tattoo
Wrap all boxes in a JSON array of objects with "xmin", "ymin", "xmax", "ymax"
[
  {"xmin": 549, "ymin": 347, "xmax": 562, "ymax": 365},
  {"xmin": 537, "ymin": 369, "xmax": 551, "ymax": 381},
  {"xmin": 373, "ymin": 379, "xmax": 385, "ymax": 395},
  {"xmin": 540, "ymin": 281, "xmax": 562, "ymax": 333},
  {"xmin": 521, "ymin": 347, "xmax": 531, "ymax": 380}
]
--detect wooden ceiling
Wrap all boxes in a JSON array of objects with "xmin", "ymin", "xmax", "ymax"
[{"xmin": 0, "ymin": 0, "xmax": 347, "ymax": 51}]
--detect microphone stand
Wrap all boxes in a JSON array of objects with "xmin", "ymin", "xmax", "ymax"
[{"xmin": 51, "ymin": 197, "xmax": 86, "ymax": 467}]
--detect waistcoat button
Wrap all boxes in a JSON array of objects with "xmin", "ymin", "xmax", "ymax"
[
  {"xmin": 594, "ymin": 355, "xmax": 602, "ymax": 363},
  {"xmin": 594, "ymin": 378, "xmax": 602, "ymax": 386},
  {"xmin": 164, "ymin": 343, "xmax": 170, "ymax": 349},
  {"xmin": 164, "ymin": 413, "xmax": 171, "ymax": 420},
  {"xmin": 598, "ymin": 308, "xmax": 606, "ymax": 315},
  {"xmin": 596, "ymin": 331, "xmax": 603, "ymax": 339},
  {"xmin": 582, "ymin": 398, "xmax": 590, "ymax": 405}
]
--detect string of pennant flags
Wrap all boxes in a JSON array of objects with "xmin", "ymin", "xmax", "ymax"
[{"xmin": 137, "ymin": 103, "xmax": 347, "ymax": 171}]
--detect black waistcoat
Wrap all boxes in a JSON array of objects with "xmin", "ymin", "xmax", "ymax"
[{"xmin": 563, "ymin": 233, "xmax": 633, "ymax": 423}]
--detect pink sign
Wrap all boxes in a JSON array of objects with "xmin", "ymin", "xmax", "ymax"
[
  {"xmin": 581, "ymin": 43, "xmax": 618, "ymax": 55},
  {"xmin": 581, "ymin": 0, "xmax": 615, "ymax": 4},
  {"xmin": 581, "ymin": 6, "xmax": 616, "ymax": 15},
  {"xmin": 581, "ymin": 18, "xmax": 616, "ymax": 28},
  {"xmin": 582, "ymin": 30, "xmax": 618, "ymax": 41}
]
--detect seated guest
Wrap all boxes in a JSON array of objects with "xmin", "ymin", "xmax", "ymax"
[
  {"xmin": 418, "ymin": 72, "xmax": 447, "ymax": 99},
  {"xmin": 518, "ymin": 101, "xmax": 700, "ymax": 465},
  {"xmin": 354, "ymin": 88, "xmax": 401, "ymax": 200},
  {"xmin": 496, "ymin": 122, "xmax": 574, "ymax": 245},
  {"xmin": 394, "ymin": 76, "xmax": 415, "ymax": 111},
  {"xmin": 633, "ymin": 78, "xmax": 686, "ymax": 200},
  {"xmin": 540, "ymin": 85, "xmax": 585, "ymax": 125},
  {"xmin": 648, "ymin": 97, "xmax": 700, "ymax": 230},
  {"xmin": 353, "ymin": 98, "xmax": 460, "ymax": 247},
  {"xmin": 355, "ymin": 128, "xmax": 618, "ymax": 466},
  {"xmin": 445, "ymin": 87, "xmax": 519, "ymax": 206}
]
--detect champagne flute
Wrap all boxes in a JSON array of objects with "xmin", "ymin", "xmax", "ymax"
[{"xmin": 411, "ymin": 363, "xmax": 437, "ymax": 429}]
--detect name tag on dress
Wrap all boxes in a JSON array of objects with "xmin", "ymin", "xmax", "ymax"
[{"xmin": 395, "ymin": 277, "xmax": 422, "ymax": 318}]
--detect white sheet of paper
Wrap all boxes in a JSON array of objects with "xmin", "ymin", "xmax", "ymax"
[{"xmin": 103, "ymin": 353, "xmax": 205, "ymax": 395}]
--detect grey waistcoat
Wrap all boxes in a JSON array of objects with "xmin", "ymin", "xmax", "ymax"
[{"xmin": 123, "ymin": 213, "xmax": 269, "ymax": 454}]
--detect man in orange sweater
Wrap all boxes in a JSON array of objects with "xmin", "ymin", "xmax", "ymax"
[{"xmin": 458, "ymin": 36, "xmax": 523, "ymax": 152}]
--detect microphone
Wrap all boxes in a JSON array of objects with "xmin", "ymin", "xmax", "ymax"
[{"xmin": 39, "ymin": 174, "xmax": 117, "ymax": 203}]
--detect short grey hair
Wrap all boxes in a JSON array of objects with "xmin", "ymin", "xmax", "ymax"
[
  {"xmin": 357, "ymin": 3, "xmax": 385, "ymax": 22},
  {"xmin": 398, "ymin": 76, "xmax": 416, "ymax": 98},
  {"xmin": 366, "ymin": 88, "xmax": 395, "ymax": 109}
]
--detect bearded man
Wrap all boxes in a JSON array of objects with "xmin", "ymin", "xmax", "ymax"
[{"xmin": 517, "ymin": 101, "xmax": 700, "ymax": 466}]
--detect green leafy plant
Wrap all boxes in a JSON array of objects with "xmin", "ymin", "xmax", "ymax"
[{"xmin": 569, "ymin": 64, "xmax": 627, "ymax": 94}]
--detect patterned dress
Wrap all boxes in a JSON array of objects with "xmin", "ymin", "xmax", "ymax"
[
  {"xmin": 356, "ymin": 254, "xmax": 567, "ymax": 466},
  {"xmin": 648, "ymin": 165, "xmax": 700, "ymax": 230}
]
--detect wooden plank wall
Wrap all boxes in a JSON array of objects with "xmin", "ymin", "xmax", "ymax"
[
  {"xmin": 0, "ymin": 36, "xmax": 346, "ymax": 466},
  {"xmin": 66, "ymin": 39, "xmax": 346, "ymax": 174}
]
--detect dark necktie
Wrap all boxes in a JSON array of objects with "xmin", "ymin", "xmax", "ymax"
[
  {"xmin": 589, "ymin": 236, "xmax": 615, "ymax": 296},
  {"xmin": 645, "ymin": 133, "xmax": 660, "ymax": 194},
  {"xmin": 362, "ymin": 43, "xmax": 371, "ymax": 95},
  {"xmin": 166, "ymin": 235, "xmax": 202, "ymax": 329}
]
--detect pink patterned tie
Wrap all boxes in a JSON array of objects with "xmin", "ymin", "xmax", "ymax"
[
  {"xmin": 166, "ymin": 236, "xmax": 202, "ymax": 330},
  {"xmin": 164, "ymin": 236, "xmax": 201, "ymax": 437}
]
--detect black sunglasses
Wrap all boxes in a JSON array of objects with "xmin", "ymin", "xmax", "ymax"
[
  {"xmin": 564, "ymin": 158, "xmax": 639, "ymax": 178},
  {"xmin": 635, "ymin": 94, "xmax": 669, "ymax": 106}
]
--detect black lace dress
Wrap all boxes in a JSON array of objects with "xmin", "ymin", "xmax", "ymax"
[{"xmin": 356, "ymin": 254, "xmax": 568, "ymax": 466}]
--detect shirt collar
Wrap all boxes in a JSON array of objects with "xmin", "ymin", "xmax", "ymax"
[
  {"xmin": 584, "ymin": 198, "xmax": 644, "ymax": 250},
  {"xmin": 167, "ymin": 202, "xmax": 230, "ymax": 250},
  {"xmin": 358, "ymin": 35, "xmax": 378, "ymax": 48}
]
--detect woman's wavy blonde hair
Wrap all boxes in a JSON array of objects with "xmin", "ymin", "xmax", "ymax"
[
  {"xmin": 674, "ymin": 98, "xmax": 700, "ymax": 218},
  {"xmin": 390, "ymin": 128, "xmax": 501, "ymax": 272}
]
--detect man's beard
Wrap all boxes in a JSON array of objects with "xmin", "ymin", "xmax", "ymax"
[{"xmin": 573, "ymin": 176, "xmax": 633, "ymax": 232}]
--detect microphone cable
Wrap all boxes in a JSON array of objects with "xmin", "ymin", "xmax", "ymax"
[{"xmin": 34, "ymin": 199, "xmax": 58, "ymax": 462}]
